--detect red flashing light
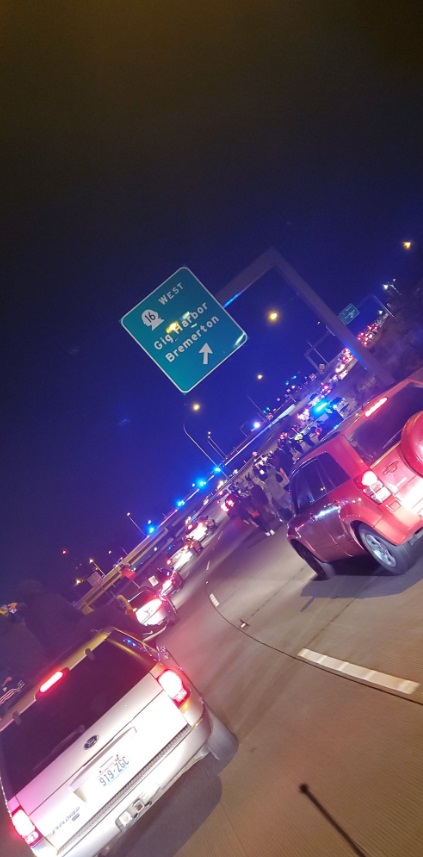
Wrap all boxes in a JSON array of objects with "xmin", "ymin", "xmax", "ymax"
[{"xmin": 157, "ymin": 669, "xmax": 189, "ymax": 706}]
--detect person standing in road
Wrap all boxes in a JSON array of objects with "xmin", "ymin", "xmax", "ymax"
[
  {"xmin": 245, "ymin": 475, "xmax": 277, "ymax": 536},
  {"xmin": 301, "ymin": 424, "xmax": 317, "ymax": 448},
  {"xmin": 276, "ymin": 437, "xmax": 295, "ymax": 475},
  {"xmin": 288, "ymin": 432, "xmax": 304, "ymax": 456},
  {"xmin": 263, "ymin": 467, "xmax": 293, "ymax": 522}
]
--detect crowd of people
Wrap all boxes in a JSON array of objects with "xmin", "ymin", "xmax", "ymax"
[
  {"xmin": 0, "ymin": 422, "xmax": 326, "ymax": 709},
  {"xmin": 226, "ymin": 419, "xmax": 325, "ymax": 535}
]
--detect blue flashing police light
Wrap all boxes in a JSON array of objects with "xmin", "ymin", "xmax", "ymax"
[{"xmin": 312, "ymin": 399, "xmax": 329, "ymax": 417}]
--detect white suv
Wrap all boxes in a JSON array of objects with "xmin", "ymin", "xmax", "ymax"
[{"xmin": 1, "ymin": 628, "xmax": 236, "ymax": 857}]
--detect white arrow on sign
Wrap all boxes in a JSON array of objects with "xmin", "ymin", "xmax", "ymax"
[{"xmin": 199, "ymin": 343, "xmax": 213, "ymax": 365}]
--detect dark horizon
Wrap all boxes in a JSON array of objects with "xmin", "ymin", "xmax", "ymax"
[{"xmin": 1, "ymin": 3, "xmax": 423, "ymax": 599}]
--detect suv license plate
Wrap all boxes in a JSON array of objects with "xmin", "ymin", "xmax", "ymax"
[{"xmin": 98, "ymin": 754, "xmax": 130, "ymax": 787}]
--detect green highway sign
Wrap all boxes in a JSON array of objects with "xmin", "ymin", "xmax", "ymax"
[
  {"xmin": 121, "ymin": 267, "xmax": 248, "ymax": 393},
  {"xmin": 339, "ymin": 303, "xmax": 359, "ymax": 324}
]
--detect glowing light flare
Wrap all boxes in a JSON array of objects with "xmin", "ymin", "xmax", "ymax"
[
  {"xmin": 361, "ymin": 470, "xmax": 379, "ymax": 487},
  {"xmin": 12, "ymin": 808, "xmax": 42, "ymax": 845},
  {"xmin": 364, "ymin": 397, "xmax": 387, "ymax": 417},
  {"xmin": 157, "ymin": 669, "xmax": 189, "ymax": 705},
  {"xmin": 38, "ymin": 670, "xmax": 66, "ymax": 695}
]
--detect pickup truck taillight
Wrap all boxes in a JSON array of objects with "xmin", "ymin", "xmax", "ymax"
[{"xmin": 355, "ymin": 470, "xmax": 391, "ymax": 504}]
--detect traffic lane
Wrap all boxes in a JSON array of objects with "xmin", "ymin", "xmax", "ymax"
[
  {"xmin": 206, "ymin": 516, "xmax": 423, "ymax": 691},
  {"xmin": 170, "ymin": 515, "xmax": 249, "ymax": 613},
  {"xmin": 202, "ymin": 517, "xmax": 377, "ymax": 652},
  {"xmin": 121, "ymin": 582, "xmax": 423, "ymax": 857},
  {"xmin": 299, "ymin": 546, "xmax": 423, "ymax": 688},
  {"xmin": 3, "ymin": 526, "xmax": 423, "ymax": 857}
]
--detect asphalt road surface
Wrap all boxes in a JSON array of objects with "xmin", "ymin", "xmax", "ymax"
[{"xmin": 3, "ymin": 510, "xmax": 423, "ymax": 857}]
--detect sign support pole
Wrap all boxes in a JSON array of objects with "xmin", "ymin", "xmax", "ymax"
[{"xmin": 217, "ymin": 247, "xmax": 394, "ymax": 387}]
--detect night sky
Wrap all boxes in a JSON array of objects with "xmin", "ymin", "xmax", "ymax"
[{"xmin": 2, "ymin": 3, "xmax": 423, "ymax": 597}]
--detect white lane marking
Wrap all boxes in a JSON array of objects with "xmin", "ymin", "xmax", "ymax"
[
  {"xmin": 297, "ymin": 648, "xmax": 419, "ymax": 695},
  {"xmin": 217, "ymin": 532, "xmax": 223, "ymax": 540},
  {"xmin": 206, "ymin": 560, "xmax": 211, "ymax": 571},
  {"xmin": 209, "ymin": 593, "xmax": 220, "ymax": 607}
]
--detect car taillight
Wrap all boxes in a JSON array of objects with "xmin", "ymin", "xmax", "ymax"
[
  {"xmin": 356, "ymin": 470, "xmax": 391, "ymax": 503},
  {"xmin": 12, "ymin": 807, "xmax": 43, "ymax": 846},
  {"xmin": 36, "ymin": 669, "xmax": 68, "ymax": 699},
  {"xmin": 135, "ymin": 598, "xmax": 163, "ymax": 624},
  {"xmin": 157, "ymin": 669, "xmax": 189, "ymax": 706}
]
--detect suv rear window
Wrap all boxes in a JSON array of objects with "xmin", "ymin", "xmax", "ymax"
[
  {"xmin": 347, "ymin": 384, "xmax": 423, "ymax": 464},
  {"xmin": 0, "ymin": 636, "xmax": 156, "ymax": 794}
]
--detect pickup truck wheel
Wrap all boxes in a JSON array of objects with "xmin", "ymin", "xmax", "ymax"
[
  {"xmin": 291, "ymin": 542, "xmax": 336, "ymax": 580},
  {"xmin": 357, "ymin": 525, "xmax": 412, "ymax": 575}
]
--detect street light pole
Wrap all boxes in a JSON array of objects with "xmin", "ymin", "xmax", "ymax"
[
  {"xmin": 306, "ymin": 340, "xmax": 328, "ymax": 363},
  {"xmin": 247, "ymin": 395, "xmax": 264, "ymax": 418},
  {"xmin": 207, "ymin": 431, "xmax": 226, "ymax": 458},
  {"xmin": 183, "ymin": 422, "xmax": 218, "ymax": 465},
  {"xmin": 89, "ymin": 558, "xmax": 105, "ymax": 577},
  {"xmin": 126, "ymin": 513, "xmax": 145, "ymax": 536},
  {"xmin": 382, "ymin": 281, "xmax": 401, "ymax": 296},
  {"xmin": 360, "ymin": 293, "xmax": 394, "ymax": 317}
]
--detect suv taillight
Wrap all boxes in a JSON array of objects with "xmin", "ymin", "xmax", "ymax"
[
  {"xmin": 157, "ymin": 669, "xmax": 190, "ymax": 706},
  {"xmin": 11, "ymin": 807, "xmax": 43, "ymax": 846},
  {"xmin": 356, "ymin": 470, "xmax": 391, "ymax": 504}
]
